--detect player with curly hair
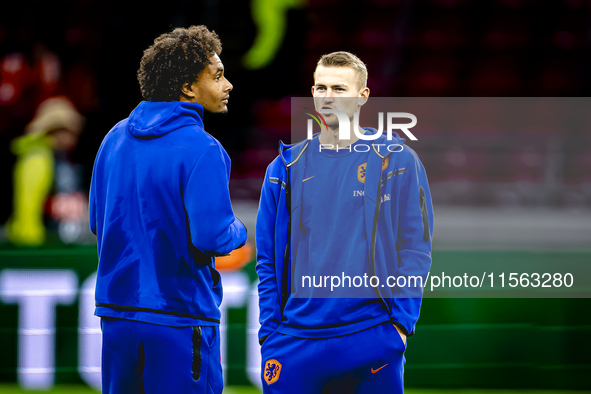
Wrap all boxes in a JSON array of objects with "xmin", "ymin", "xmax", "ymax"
[{"xmin": 89, "ymin": 25, "xmax": 246, "ymax": 394}]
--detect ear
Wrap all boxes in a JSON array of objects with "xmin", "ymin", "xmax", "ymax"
[
  {"xmin": 181, "ymin": 81, "xmax": 196, "ymax": 98},
  {"xmin": 359, "ymin": 87, "xmax": 370, "ymax": 106},
  {"xmin": 311, "ymin": 85, "xmax": 316, "ymax": 95}
]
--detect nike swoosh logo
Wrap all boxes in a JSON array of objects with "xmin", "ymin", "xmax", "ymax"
[
  {"xmin": 303, "ymin": 176, "xmax": 315, "ymax": 182},
  {"xmin": 371, "ymin": 364, "xmax": 388, "ymax": 374}
]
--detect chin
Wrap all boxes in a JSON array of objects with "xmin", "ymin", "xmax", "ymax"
[
  {"xmin": 206, "ymin": 105, "xmax": 228, "ymax": 114},
  {"xmin": 322, "ymin": 113, "xmax": 337, "ymax": 121}
]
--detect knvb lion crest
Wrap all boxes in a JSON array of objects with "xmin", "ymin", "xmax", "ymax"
[
  {"xmin": 382, "ymin": 156, "xmax": 389, "ymax": 171},
  {"xmin": 357, "ymin": 163, "xmax": 367, "ymax": 184},
  {"xmin": 264, "ymin": 359, "xmax": 282, "ymax": 385},
  {"xmin": 358, "ymin": 158, "xmax": 389, "ymax": 184}
]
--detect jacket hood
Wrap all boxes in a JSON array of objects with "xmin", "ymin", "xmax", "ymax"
[
  {"xmin": 279, "ymin": 127, "xmax": 406, "ymax": 166},
  {"xmin": 128, "ymin": 101, "xmax": 204, "ymax": 139}
]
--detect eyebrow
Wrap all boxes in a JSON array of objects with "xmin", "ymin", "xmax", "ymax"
[{"xmin": 315, "ymin": 83, "xmax": 349, "ymax": 89}]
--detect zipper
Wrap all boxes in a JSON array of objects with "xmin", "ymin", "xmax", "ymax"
[
  {"xmin": 278, "ymin": 140, "xmax": 310, "ymax": 316},
  {"xmin": 280, "ymin": 166, "xmax": 291, "ymax": 316},
  {"xmin": 369, "ymin": 157, "xmax": 392, "ymax": 314}
]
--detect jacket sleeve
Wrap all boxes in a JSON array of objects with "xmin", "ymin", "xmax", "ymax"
[
  {"xmin": 89, "ymin": 135, "xmax": 110, "ymax": 237},
  {"xmin": 89, "ymin": 171, "xmax": 96, "ymax": 235},
  {"xmin": 390, "ymin": 151, "xmax": 434, "ymax": 336},
  {"xmin": 183, "ymin": 144, "xmax": 247, "ymax": 256},
  {"xmin": 89, "ymin": 145, "xmax": 103, "ymax": 236},
  {"xmin": 255, "ymin": 163, "xmax": 283, "ymax": 344}
]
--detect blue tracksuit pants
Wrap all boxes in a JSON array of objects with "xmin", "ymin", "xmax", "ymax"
[
  {"xmin": 100, "ymin": 318, "xmax": 222, "ymax": 394},
  {"xmin": 261, "ymin": 322, "xmax": 406, "ymax": 393}
]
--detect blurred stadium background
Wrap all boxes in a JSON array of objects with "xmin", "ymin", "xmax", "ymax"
[{"xmin": 0, "ymin": 0, "xmax": 590, "ymax": 392}]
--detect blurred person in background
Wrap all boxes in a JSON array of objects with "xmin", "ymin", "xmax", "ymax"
[
  {"xmin": 89, "ymin": 25, "xmax": 246, "ymax": 394},
  {"xmin": 5, "ymin": 96, "xmax": 84, "ymax": 246},
  {"xmin": 256, "ymin": 52, "xmax": 433, "ymax": 393}
]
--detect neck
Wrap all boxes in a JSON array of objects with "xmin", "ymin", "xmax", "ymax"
[{"xmin": 178, "ymin": 99, "xmax": 204, "ymax": 118}]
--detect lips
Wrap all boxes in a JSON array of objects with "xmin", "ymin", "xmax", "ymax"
[{"xmin": 222, "ymin": 96, "xmax": 229, "ymax": 103}]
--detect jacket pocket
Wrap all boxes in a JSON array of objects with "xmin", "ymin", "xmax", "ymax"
[{"xmin": 208, "ymin": 264, "xmax": 221, "ymax": 289}]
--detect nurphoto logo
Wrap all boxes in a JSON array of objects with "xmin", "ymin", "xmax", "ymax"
[{"xmin": 304, "ymin": 108, "xmax": 418, "ymax": 142}]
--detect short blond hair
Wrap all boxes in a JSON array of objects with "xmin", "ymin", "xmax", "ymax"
[{"xmin": 314, "ymin": 51, "xmax": 368, "ymax": 89}]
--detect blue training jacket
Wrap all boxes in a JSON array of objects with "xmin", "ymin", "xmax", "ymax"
[
  {"xmin": 89, "ymin": 101, "xmax": 247, "ymax": 327},
  {"xmin": 255, "ymin": 130, "xmax": 434, "ymax": 343}
]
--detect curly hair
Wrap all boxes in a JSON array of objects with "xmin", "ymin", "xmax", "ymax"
[{"xmin": 137, "ymin": 25, "xmax": 222, "ymax": 101}]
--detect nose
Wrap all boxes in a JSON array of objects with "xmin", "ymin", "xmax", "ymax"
[
  {"xmin": 322, "ymin": 93, "xmax": 335, "ymax": 103},
  {"xmin": 226, "ymin": 78, "xmax": 233, "ymax": 92}
]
